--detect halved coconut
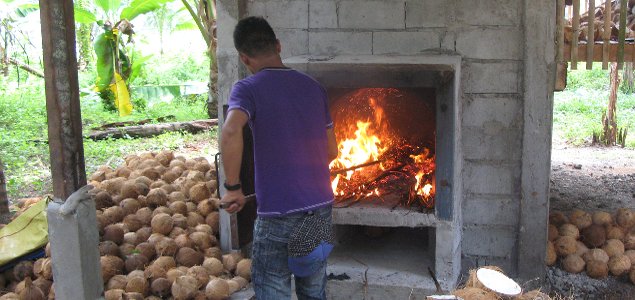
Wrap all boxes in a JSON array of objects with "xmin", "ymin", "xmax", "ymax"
[{"xmin": 475, "ymin": 268, "xmax": 522, "ymax": 297}]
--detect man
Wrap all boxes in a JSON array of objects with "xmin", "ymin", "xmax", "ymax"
[{"xmin": 219, "ymin": 16, "xmax": 338, "ymax": 300}]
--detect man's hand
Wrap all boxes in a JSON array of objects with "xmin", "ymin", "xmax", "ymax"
[{"xmin": 220, "ymin": 190, "xmax": 246, "ymax": 214}]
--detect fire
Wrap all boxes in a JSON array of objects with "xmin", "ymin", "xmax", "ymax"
[{"xmin": 329, "ymin": 88, "xmax": 436, "ymax": 208}]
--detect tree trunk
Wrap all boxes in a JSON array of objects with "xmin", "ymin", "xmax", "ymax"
[
  {"xmin": 604, "ymin": 62, "xmax": 619, "ymax": 145},
  {"xmin": 76, "ymin": 0, "xmax": 93, "ymax": 70},
  {"xmin": 87, "ymin": 119, "xmax": 218, "ymax": 140},
  {"xmin": 623, "ymin": 62, "xmax": 634, "ymax": 93},
  {"xmin": 0, "ymin": 160, "xmax": 10, "ymax": 223},
  {"xmin": 1, "ymin": 38, "xmax": 8, "ymax": 77}
]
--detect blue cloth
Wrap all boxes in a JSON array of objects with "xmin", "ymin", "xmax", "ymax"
[
  {"xmin": 288, "ymin": 241, "xmax": 334, "ymax": 278},
  {"xmin": 251, "ymin": 206, "xmax": 332, "ymax": 300},
  {"xmin": 227, "ymin": 68, "xmax": 334, "ymax": 217}
]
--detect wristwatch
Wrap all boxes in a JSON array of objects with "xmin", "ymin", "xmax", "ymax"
[{"xmin": 224, "ymin": 182, "xmax": 242, "ymax": 191}]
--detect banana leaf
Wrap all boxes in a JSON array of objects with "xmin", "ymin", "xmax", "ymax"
[{"xmin": 110, "ymin": 72, "xmax": 133, "ymax": 116}]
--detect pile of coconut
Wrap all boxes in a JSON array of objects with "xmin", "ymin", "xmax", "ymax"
[
  {"xmin": 546, "ymin": 208, "xmax": 635, "ymax": 285},
  {"xmin": 0, "ymin": 151, "xmax": 252, "ymax": 299},
  {"xmin": 451, "ymin": 266, "xmax": 551, "ymax": 300}
]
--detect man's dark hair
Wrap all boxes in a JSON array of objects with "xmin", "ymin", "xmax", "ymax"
[{"xmin": 233, "ymin": 16, "xmax": 278, "ymax": 57}]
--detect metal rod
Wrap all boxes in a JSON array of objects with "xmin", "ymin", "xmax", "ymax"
[{"xmin": 330, "ymin": 160, "xmax": 383, "ymax": 175}]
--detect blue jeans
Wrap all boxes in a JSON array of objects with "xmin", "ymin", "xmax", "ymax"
[{"xmin": 252, "ymin": 205, "xmax": 332, "ymax": 300}]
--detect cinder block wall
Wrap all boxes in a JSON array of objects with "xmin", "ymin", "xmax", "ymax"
[{"xmin": 216, "ymin": 0, "xmax": 555, "ymax": 281}]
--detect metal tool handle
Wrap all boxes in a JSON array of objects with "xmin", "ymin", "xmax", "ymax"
[{"xmin": 219, "ymin": 193, "xmax": 256, "ymax": 209}]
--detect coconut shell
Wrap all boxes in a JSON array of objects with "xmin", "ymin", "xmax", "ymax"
[
  {"xmin": 624, "ymin": 231, "xmax": 635, "ymax": 250},
  {"xmin": 174, "ymin": 234, "xmax": 194, "ymax": 249},
  {"xmin": 116, "ymin": 166, "xmax": 132, "ymax": 178},
  {"xmin": 194, "ymin": 224, "xmax": 213, "ymax": 235},
  {"xmin": 204, "ymin": 247, "xmax": 223, "ymax": 261},
  {"xmin": 160, "ymin": 184, "xmax": 177, "ymax": 195},
  {"xmin": 205, "ymin": 212, "xmax": 220, "ymax": 234},
  {"xmin": 19, "ymin": 278, "xmax": 45, "ymax": 300},
  {"xmin": 135, "ymin": 226, "xmax": 152, "ymax": 242},
  {"xmin": 559, "ymin": 223, "xmax": 580, "ymax": 239},
  {"xmin": 168, "ymin": 192, "xmax": 187, "ymax": 204},
  {"xmin": 127, "ymin": 270, "xmax": 145, "ymax": 279},
  {"xmin": 586, "ymin": 259, "xmax": 609, "ymax": 279},
  {"xmin": 592, "ymin": 211, "xmax": 613, "ymax": 226},
  {"xmin": 603, "ymin": 239, "xmax": 625, "ymax": 257},
  {"xmin": 569, "ymin": 209, "xmax": 592, "ymax": 230},
  {"xmin": 169, "ymin": 227, "xmax": 187, "ymax": 239},
  {"xmin": 172, "ymin": 275, "xmax": 199, "ymax": 300},
  {"xmin": 453, "ymin": 287, "xmax": 497, "ymax": 300},
  {"xmin": 196, "ymin": 199, "xmax": 216, "ymax": 217},
  {"xmin": 125, "ymin": 254, "xmax": 149, "ymax": 273},
  {"xmin": 101, "ymin": 255, "xmax": 125, "ymax": 283},
  {"xmin": 96, "ymin": 214, "xmax": 109, "ymax": 234},
  {"xmin": 550, "ymin": 211, "xmax": 569, "ymax": 227},
  {"xmin": 616, "ymin": 208, "xmax": 635, "ymax": 229},
  {"xmin": 125, "ymin": 276, "xmax": 149, "ymax": 295},
  {"xmin": 152, "ymin": 206, "xmax": 172, "ymax": 217},
  {"xmin": 546, "ymin": 242, "xmax": 557, "ymax": 266},
  {"xmin": 203, "ymin": 257, "xmax": 224, "ymax": 276},
  {"xmin": 105, "ymin": 289, "xmax": 125, "ymax": 300},
  {"xmin": 516, "ymin": 290, "xmax": 551, "ymax": 300},
  {"xmin": 120, "ymin": 198, "xmax": 141, "ymax": 216},
  {"xmin": 563, "ymin": 254, "xmax": 585, "ymax": 273},
  {"xmin": 155, "ymin": 237, "xmax": 178, "ymax": 257},
  {"xmin": 205, "ymin": 278, "xmax": 229, "ymax": 300},
  {"xmin": 135, "ymin": 242, "xmax": 156, "ymax": 261},
  {"xmin": 189, "ymin": 232, "xmax": 214, "ymax": 250},
  {"xmin": 581, "ymin": 224, "xmax": 606, "ymax": 248},
  {"xmin": 150, "ymin": 277, "xmax": 171, "ymax": 297},
  {"xmin": 624, "ymin": 249, "xmax": 635, "ymax": 265},
  {"xmin": 119, "ymin": 243, "xmax": 136, "ymax": 257},
  {"xmin": 222, "ymin": 253, "xmax": 243, "ymax": 273},
  {"xmin": 162, "ymin": 171, "xmax": 179, "ymax": 184},
  {"xmin": 169, "ymin": 201, "xmax": 188, "ymax": 215},
  {"xmin": 107, "ymin": 275, "xmax": 128, "ymax": 291},
  {"xmin": 123, "ymin": 215, "xmax": 143, "ymax": 233},
  {"xmin": 605, "ymin": 225, "xmax": 625, "ymax": 240},
  {"xmin": 102, "ymin": 177, "xmax": 126, "ymax": 195},
  {"xmin": 187, "ymin": 266, "xmax": 210, "ymax": 287},
  {"xmin": 103, "ymin": 206, "xmax": 125, "ymax": 224},
  {"xmin": 148, "ymin": 233, "xmax": 166, "ymax": 246},
  {"xmin": 608, "ymin": 254, "xmax": 631, "ymax": 276},
  {"xmin": 189, "ymin": 183, "xmax": 210, "ymax": 203},
  {"xmin": 135, "ymin": 208, "xmax": 153, "ymax": 226},
  {"xmin": 90, "ymin": 170, "xmax": 107, "ymax": 182},
  {"xmin": 94, "ymin": 191, "xmax": 114, "ymax": 210},
  {"xmin": 232, "ymin": 276, "xmax": 249, "ymax": 289},
  {"xmin": 172, "ymin": 214, "xmax": 188, "ymax": 229},
  {"xmin": 123, "ymin": 232, "xmax": 140, "ymax": 245},
  {"xmin": 181, "ymin": 180, "xmax": 198, "ymax": 198},
  {"xmin": 120, "ymin": 181, "xmax": 140, "ymax": 199},
  {"xmin": 147, "ymin": 189, "xmax": 168, "ymax": 207},
  {"xmin": 32, "ymin": 278, "xmax": 52, "ymax": 296},
  {"xmin": 166, "ymin": 268, "xmax": 186, "ymax": 284},
  {"xmin": 548, "ymin": 224, "xmax": 559, "ymax": 242},
  {"xmin": 176, "ymin": 248, "xmax": 204, "ymax": 267},
  {"xmin": 13, "ymin": 261, "xmax": 34, "ymax": 281},
  {"xmin": 151, "ymin": 213, "xmax": 173, "ymax": 235},
  {"xmin": 575, "ymin": 241, "xmax": 589, "ymax": 257},
  {"xmin": 630, "ymin": 268, "xmax": 635, "ymax": 285},
  {"xmin": 583, "ymin": 248, "xmax": 610, "ymax": 264},
  {"xmin": 155, "ymin": 151, "xmax": 174, "ymax": 166},
  {"xmin": 236, "ymin": 259, "xmax": 252, "ymax": 280},
  {"xmin": 227, "ymin": 279, "xmax": 240, "ymax": 294},
  {"xmin": 150, "ymin": 180, "xmax": 167, "ymax": 189},
  {"xmin": 134, "ymin": 176, "xmax": 153, "ymax": 189},
  {"xmin": 554, "ymin": 236, "xmax": 577, "ymax": 257}
]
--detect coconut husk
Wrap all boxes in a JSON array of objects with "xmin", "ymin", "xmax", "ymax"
[{"xmin": 453, "ymin": 287, "xmax": 497, "ymax": 300}]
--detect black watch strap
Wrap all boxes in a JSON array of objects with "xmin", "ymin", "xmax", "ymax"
[{"xmin": 224, "ymin": 182, "xmax": 242, "ymax": 191}]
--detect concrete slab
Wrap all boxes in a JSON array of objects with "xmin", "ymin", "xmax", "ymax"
[{"xmin": 333, "ymin": 195, "xmax": 438, "ymax": 228}]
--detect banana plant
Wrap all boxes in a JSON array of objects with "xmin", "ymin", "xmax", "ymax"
[{"xmin": 74, "ymin": 0, "xmax": 175, "ymax": 116}]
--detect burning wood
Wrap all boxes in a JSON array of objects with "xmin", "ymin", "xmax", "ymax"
[{"xmin": 328, "ymin": 88, "xmax": 436, "ymax": 209}]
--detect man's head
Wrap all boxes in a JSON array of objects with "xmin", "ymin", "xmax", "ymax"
[{"xmin": 234, "ymin": 16, "xmax": 280, "ymax": 59}]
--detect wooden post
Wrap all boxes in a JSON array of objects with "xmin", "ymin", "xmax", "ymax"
[
  {"xmin": 586, "ymin": 0, "xmax": 594, "ymax": 70},
  {"xmin": 618, "ymin": 0, "xmax": 627, "ymax": 69},
  {"xmin": 39, "ymin": 0, "xmax": 86, "ymax": 200},
  {"xmin": 557, "ymin": 0, "xmax": 565, "ymax": 63},
  {"xmin": 602, "ymin": 0, "xmax": 611, "ymax": 70},
  {"xmin": 0, "ymin": 160, "xmax": 9, "ymax": 224},
  {"xmin": 572, "ymin": 0, "xmax": 580, "ymax": 69}
]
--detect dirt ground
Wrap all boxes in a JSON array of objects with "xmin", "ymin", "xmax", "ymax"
[{"xmin": 548, "ymin": 143, "xmax": 635, "ymax": 299}]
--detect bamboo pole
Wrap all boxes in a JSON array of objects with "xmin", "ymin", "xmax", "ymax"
[
  {"xmin": 572, "ymin": 0, "xmax": 580, "ymax": 69},
  {"xmin": 557, "ymin": 0, "xmax": 565, "ymax": 63},
  {"xmin": 586, "ymin": 0, "xmax": 595, "ymax": 70},
  {"xmin": 602, "ymin": 0, "xmax": 611, "ymax": 69},
  {"xmin": 618, "ymin": 0, "xmax": 627, "ymax": 69}
]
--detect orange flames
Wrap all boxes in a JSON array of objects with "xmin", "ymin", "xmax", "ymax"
[{"xmin": 329, "ymin": 88, "xmax": 436, "ymax": 208}]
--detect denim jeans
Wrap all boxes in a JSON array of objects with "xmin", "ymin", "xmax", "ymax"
[{"xmin": 252, "ymin": 205, "xmax": 332, "ymax": 300}]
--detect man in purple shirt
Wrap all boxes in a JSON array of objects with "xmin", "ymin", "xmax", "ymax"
[{"xmin": 220, "ymin": 16, "xmax": 338, "ymax": 299}]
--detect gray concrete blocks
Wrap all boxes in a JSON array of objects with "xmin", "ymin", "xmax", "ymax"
[
  {"xmin": 463, "ymin": 61, "xmax": 521, "ymax": 94},
  {"xmin": 309, "ymin": 0, "xmax": 338, "ymax": 28},
  {"xmin": 462, "ymin": 128, "xmax": 522, "ymax": 161},
  {"xmin": 372, "ymin": 31, "xmax": 440, "ymax": 54},
  {"xmin": 308, "ymin": 31, "xmax": 372, "ymax": 55},
  {"xmin": 456, "ymin": 28, "xmax": 522, "ymax": 60},
  {"xmin": 463, "ymin": 162, "xmax": 519, "ymax": 195},
  {"xmin": 338, "ymin": 0, "xmax": 405, "ymax": 29},
  {"xmin": 455, "ymin": 0, "xmax": 521, "ymax": 26},
  {"xmin": 463, "ymin": 95, "xmax": 522, "ymax": 128},
  {"xmin": 463, "ymin": 197, "xmax": 520, "ymax": 227},
  {"xmin": 276, "ymin": 29, "xmax": 309, "ymax": 58},
  {"xmin": 246, "ymin": 0, "xmax": 309, "ymax": 29},
  {"xmin": 462, "ymin": 226, "xmax": 516, "ymax": 257},
  {"xmin": 406, "ymin": 0, "xmax": 449, "ymax": 28}
]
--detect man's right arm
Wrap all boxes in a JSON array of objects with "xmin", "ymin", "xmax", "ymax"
[{"xmin": 220, "ymin": 109, "xmax": 249, "ymax": 213}]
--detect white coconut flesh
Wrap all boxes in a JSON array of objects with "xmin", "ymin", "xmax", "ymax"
[{"xmin": 475, "ymin": 268, "xmax": 522, "ymax": 296}]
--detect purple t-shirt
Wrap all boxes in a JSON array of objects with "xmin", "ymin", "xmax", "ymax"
[{"xmin": 227, "ymin": 68, "xmax": 334, "ymax": 217}]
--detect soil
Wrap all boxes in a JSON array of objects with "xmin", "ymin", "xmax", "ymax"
[{"xmin": 547, "ymin": 142, "xmax": 635, "ymax": 299}]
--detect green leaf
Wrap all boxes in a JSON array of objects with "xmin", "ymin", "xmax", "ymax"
[
  {"xmin": 94, "ymin": 31, "xmax": 115, "ymax": 91},
  {"xmin": 120, "ymin": 0, "xmax": 173, "ymax": 21},
  {"xmin": 73, "ymin": 7, "xmax": 97, "ymax": 24},
  {"xmin": 174, "ymin": 21, "xmax": 197, "ymax": 31},
  {"xmin": 94, "ymin": 0, "xmax": 121, "ymax": 14},
  {"xmin": 131, "ymin": 85, "xmax": 182, "ymax": 101},
  {"xmin": 128, "ymin": 54, "xmax": 153, "ymax": 84},
  {"xmin": 15, "ymin": 3, "xmax": 39, "ymax": 17}
]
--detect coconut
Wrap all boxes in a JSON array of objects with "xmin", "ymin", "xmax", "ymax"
[
  {"xmin": 206, "ymin": 212, "xmax": 220, "ymax": 234},
  {"xmin": 13, "ymin": 261, "xmax": 34, "ymax": 281},
  {"xmin": 603, "ymin": 239, "xmax": 625, "ymax": 257},
  {"xmin": 94, "ymin": 191, "xmax": 114, "ymax": 210},
  {"xmin": 170, "ymin": 158, "xmax": 186, "ymax": 168},
  {"xmin": 156, "ymin": 151, "xmax": 174, "ymax": 166},
  {"xmin": 141, "ymin": 168, "xmax": 161, "ymax": 181},
  {"xmin": 548, "ymin": 224, "xmax": 559, "ymax": 242},
  {"xmin": 550, "ymin": 211, "xmax": 569, "ymax": 226},
  {"xmin": 127, "ymin": 270, "xmax": 145, "ymax": 279},
  {"xmin": 222, "ymin": 253, "xmax": 243, "ymax": 273},
  {"xmin": 166, "ymin": 268, "xmax": 186, "ymax": 284},
  {"xmin": 120, "ymin": 198, "xmax": 141, "ymax": 216},
  {"xmin": 194, "ymin": 224, "xmax": 213, "ymax": 235},
  {"xmin": 186, "ymin": 232, "xmax": 210, "ymax": 251},
  {"xmin": 624, "ymin": 249, "xmax": 635, "ymax": 265},
  {"xmin": 616, "ymin": 208, "xmax": 635, "ymax": 229},
  {"xmin": 120, "ymin": 181, "xmax": 140, "ymax": 199},
  {"xmin": 38, "ymin": 259, "xmax": 52, "ymax": 281},
  {"xmin": 19, "ymin": 278, "xmax": 45, "ymax": 300},
  {"xmin": 119, "ymin": 243, "xmax": 136, "ymax": 257},
  {"xmin": 453, "ymin": 287, "xmax": 497, "ymax": 300},
  {"xmin": 107, "ymin": 275, "xmax": 128, "ymax": 290},
  {"xmin": 171, "ymin": 214, "xmax": 188, "ymax": 229},
  {"xmin": 32, "ymin": 278, "xmax": 52, "ymax": 296},
  {"xmin": 554, "ymin": 236, "xmax": 577, "ymax": 257},
  {"xmin": 149, "ymin": 277, "xmax": 171, "ymax": 297},
  {"xmin": 586, "ymin": 259, "xmax": 609, "ymax": 279},
  {"xmin": 152, "ymin": 206, "xmax": 172, "ymax": 217},
  {"xmin": 181, "ymin": 180, "xmax": 198, "ymax": 198},
  {"xmin": 187, "ymin": 266, "xmax": 210, "ymax": 287},
  {"xmin": 172, "ymin": 275, "xmax": 199, "ymax": 300},
  {"xmin": 205, "ymin": 278, "xmax": 230, "ymax": 300},
  {"xmin": 546, "ymin": 242, "xmax": 557, "ymax": 266},
  {"xmin": 197, "ymin": 199, "xmax": 216, "ymax": 217},
  {"xmin": 569, "ymin": 209, "xmax": 592, "ymax": 230},
  {"xmin": 232, "ymin": 276, "xmax": 249, "ymax": 289},
  {"xmin": 174, "ymin": 234, "xmax": 194, "ymax": 249},
  {"xmin": 236, "ymin": 259, "xmax": 252, "ymax": 280},
  {"xmin": 559, "ymin": 223, "xmax": 580, "ymax": 239},
  {"xmin": 592, "ymin": 211, "xmax": 613, "ymax": 226},
  {"xmin": 204, "ymin": 247, "xmax": 223, "ymax": 260},
  {"xmin": 193, "ymin": 162, "xmax": 211, "ymax": 174},
  {"xmin": 147, "ymin": 189, "xmax": 168, "ymax": 207},
  {"xmin": 583, "ymin": 248, "xmax": 610, "ymax": 264},
  {"xmin": 104, "ymin": 289, "xmax": 125, "ymax": 300},
  {"xmin": 563, "ymin": 254, "xmax": 585, "ymax": 273},
  {"xmin": 125, "ymin": 276, "xmax": 149, "ymax": 295},
  {"xmin": 122, "ymin": 292, "xmax": 144, "ymax": 300},
  {"xmin": 123, "ymin": 215, "xmax": 143, "ymax": 233},
  {"xmin": 168, "ymin": 192, "xmax": 187, "ymax": 203},
  {"xmin": 103, "ymin": 206, "xmax": 125, "ymax": 224},
  {"xmin": 575, "ymin": 241, "xmax": 589, "ymax": 257},
  {"xmin": 134, "ymin": 182, "xmax": 150, "ymax": 197},
  {"xmin": 101, "ymin": 255, "xmax": 125, "ymax": 282},
  {"xmin": 605, "ymin": 225, "xmax": 625, "ymax": 240},
  {"xmin": 176, "ymin": 247, "xmax": 204, "ymax": 267},
  {"xmin": 227, "ymin": 279, "xmax": 240, "ymax": 294},
  {"xmin": 160, "ymin": 184, "xmax": 177, "ymax": 194},
  {"xmin": 169, "ymin": 201, "xmax": 188, "ymax": 215},
  {"xmin": 162, "ymin": 171, "xmax": 179, "ymax": 184},
  {"xmin": 135, "ymin": 226, "xmax": 152, "ymax": 242},
  {"xmin": 148, "ymin": 233, "xmax": 166, "ymax": 246},
  {"xmin": 625, "ymin": 231, "xmax": 635, "ymax": 250},
  {"xmin": 205, "ymin": 180, "xmax": 217, "ymax": 193},
  {"xmin": 189, "ymin": 183, "xmax": 210, "ymax": 203},
  {"xmin": 123, "ymin": 232, "xmax": 140, "ymax": 245},
  {"xmin": 125, "ymin": 254, "xmax": 149, "ymax": 273},
  {"xmin": 135, "ymin": 207, "xmax": 153, "ymax": 226},
  {"xmin": 608, "ymin": 254, "xmax": 632, "ymax": 276},
  {"xmin": 581, "ymin": 224, "xmax": 606, "ymax": 248},
  {"xmin": 135, "ymin": 242, "xmax": 156, "ymax": 261},
  {"xmin": 151, "ymin": 213, "xmax": 173, "ymax": 235},
  {"xmin": 150, "ymin": 180, "xmax": 167, "ymax": 189},
  {"xmin": 169, "ymin": 227, "xmax": 187, "ymax": 239},
  {"xmin": 96, "ymin": 214, "xmax": 109, "ymax": 234},
  {"xmin": 90, "ymin": 170, "xmax": 107, "ymax": 182},
  {"xmin": 102, "ymin": 177, "xmax": 126, "ymax": 195},
  {"xmin": 155, "ymin": 237, "xmax": 178, "ymax": 257},
  {"xmin": 144, "ymin": 256, "xmax": 176, "ymax": 280},
  {"xmin": 185, "ymin": 202, "xmax": 197, "ymax": 213},
  {"xmin": 203, "ymin": 257, "xmax": 224, "ymax": 276},
  {"xmin": 134, "ymin": 176, "xmax": 153, "ymax": 189},
  {"xmin": 184, "ymin": 159, "xmax": 198, "ymax": 170},
  {"xmin": 516, "ymin": 290, "xmax": 551, "ymax": 300}
]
